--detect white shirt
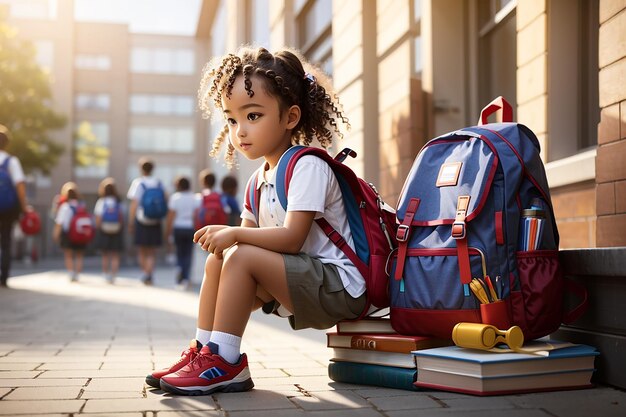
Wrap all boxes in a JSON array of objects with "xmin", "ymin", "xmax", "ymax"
[
  {"xmin": 168, "ymin": 191, "xmax": 199, "ymax": 229},
  {"xmin": 127, "ymin": 176, "xmax": 164, "ymax": 224},
  {"xmin": 0, "ymin": 151, "xmax": 25, "ymax": 185},
  {"xmin": 55, "ymin": 200, "xmax": 81, "ymax": 231},
  {"xmin": 241, "ymin": 153, "xmax": 365, "ymax": 298}
]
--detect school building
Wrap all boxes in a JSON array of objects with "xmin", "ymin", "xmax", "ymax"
[
  {"xmin": 2, "ymin": 0, "xmax": 625, "ymax": 253},
  {"xmin": 195, "ymin": 0, "xmax": 626, "ymax": 249},
  {"xmin": 1, "ymin": 0, "xmax": 219, "ymax": 256}
]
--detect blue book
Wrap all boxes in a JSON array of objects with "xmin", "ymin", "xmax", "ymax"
[
  {"xmin": 328, "ymin": 361, "xmax": 418, "ymax": 391},
  {"xmin": 412, "ymin": 344, "xmax": 599, "ymax": 396}
]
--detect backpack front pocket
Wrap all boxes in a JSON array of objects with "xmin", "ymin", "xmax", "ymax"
[{"xmin": 389, "ymin": 248, "xmax": 484, "ymax": 338}]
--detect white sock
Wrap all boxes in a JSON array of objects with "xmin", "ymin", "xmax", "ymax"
[
  {"xmin": 195, "ymin": 328, "xmax": 212, "ymax": 346},
  {"xmin": 210, "ymin": 330, "xmax": 242, "ymax": 364}
]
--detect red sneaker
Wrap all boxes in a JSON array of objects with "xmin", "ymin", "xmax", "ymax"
[
  {"xmin": 159, "ymin": 343, "xmax": 254, "ymax": 395},
  {"xmin": 145, "ymin": 340, "xmax": 201, "ymax": 388}
]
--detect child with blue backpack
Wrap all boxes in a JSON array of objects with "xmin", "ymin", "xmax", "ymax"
[
  {"xmin": 146, "ymin": 46, "xmax": 362, "ymax": 396},
  {"xmin": 127, "ymin": 157, "xmax": 167, "ymax": 285},
  {"xmin": 94, "ymin": 177, "xmax": 124, "ymax": 284},
  {"xmin": 0, "ymin": 124, "xmax": 33, "ymax": 288}
]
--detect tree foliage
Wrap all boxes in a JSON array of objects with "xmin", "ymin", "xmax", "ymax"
[
  {"xmin": 74, "ymin": 121, "xmax": 110, "ymax": 168},
  {"xmin": 0, "ymin": 11, "xmax": 66, "ymax": 175}
]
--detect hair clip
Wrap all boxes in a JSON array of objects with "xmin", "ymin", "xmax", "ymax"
[{"xmin": 304, "ymin": 72, "xmax": 316, "ymax": 83}]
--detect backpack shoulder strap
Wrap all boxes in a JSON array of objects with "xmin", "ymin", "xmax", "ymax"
[
  {"xmin": 1, "ymin": 156, "xmax": 11, "ymax": 170},
  {"xmin": 275, "ymin": 146, "xmax": 369, "ymax": 278}
]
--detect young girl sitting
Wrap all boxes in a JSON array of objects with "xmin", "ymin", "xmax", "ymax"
[{"xmin": 147, "ymin": 46, "xmax": 360, "ymax": 396}]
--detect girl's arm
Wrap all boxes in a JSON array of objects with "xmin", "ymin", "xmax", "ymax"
[
  {"xmin": 164, "ymin": 209, "xmax": 175, "ymax": 238},
  {"xmin": 195, "ymin": 210, "xmax": 315, "ymax": 258},
  {"xmin": 128, "ymin": 199, "xmax": 137, "ymax": 234}
]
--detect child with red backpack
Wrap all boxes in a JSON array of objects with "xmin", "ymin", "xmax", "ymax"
[
  {"xmin": 145, "ymin": 46, "xmax": 395, "ymax": 397},
  {"xmin": 53, "ymin": 182, "xmax": 94, "ymax": 282}
]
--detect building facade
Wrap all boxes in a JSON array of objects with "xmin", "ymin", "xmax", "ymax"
[
  {"xmin": 196, "ymin": 0, "xmax": 626, "ymax": 249},
  {"xmin": 2, "ymin": 0, "xmax": 214, "ymax": 256}
]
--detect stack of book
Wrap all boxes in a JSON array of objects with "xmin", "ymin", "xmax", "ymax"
[
  {"xmin": 327, "ymin": 317, "xmax": 450, "ymax": 391},
  {"xmin": 412, "ymin": 341, "xmax": 599, "ymax": 396}
]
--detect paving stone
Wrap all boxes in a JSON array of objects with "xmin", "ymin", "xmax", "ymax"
[
  {"xmin": 0, "ymin": 371, "xmax": 41, "ymax": 378},
  {"xmin": 39, "ymin": 369, "xmax": 146, "ymax": 378},
  {"xmin": 0, "ymin": 363, "xmax": 41, "ymax": 371},
  {"xmin": 0, "ymin": 387, "xmax": 11, "ymax": 398},
  {"xmin": 4, "ymin": 386, "xmax": 82, "ymax": 400},
  {"xmin": 0, "ymin": 378, "xmax": 88, "ymax": 387},
  {"xmin": 291, "ymin": 390, "xmax": 371, "ymax": 410},
  {"xmin": 282, "ymin": 367, "xmax": 328, "ymax": 377},
  {"xmin": 83, "ymin": 377, "xmax": 145, "ymax": 391},
  {"xmin": 386, "ymin": 409, "xmax": 552, "ymax": 417},
  {"xmin": 81, "ymin": 397, "xmax": 217, "ymax": 413},
  {"xmin": 39, "ymin": 362, "xmax": 103, "ymax": 370},
  {"xmin": 213, "ymin": 389, "xmax": 298, "ymax": 411},
  {"xmin": 368, "ymin": 392, "xmax": 453, "ymax": 411},
  {"xmin": 81, "ymin": 390, "xmax": 144, "ymax": 399},
  {"xmin": 157, "ymin": 411, "xmax": 224, "ymax": 416},
  {"xmin": 0, "ymin": 399, "xmax": 84, "ymax": 415}
]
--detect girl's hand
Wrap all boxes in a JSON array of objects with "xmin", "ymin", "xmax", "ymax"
[
  {"xmin": 193, "ymin": 224, "xmax": 228, "ymax": 244},
  {"xmin": 194, "ymin": 225, "xmax": 233, "ymax": 258}
]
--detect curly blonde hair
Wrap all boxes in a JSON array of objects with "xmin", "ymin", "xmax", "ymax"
[{"xmin": 198, "ymin": 46, "xmax": 350, "ymax": 168}]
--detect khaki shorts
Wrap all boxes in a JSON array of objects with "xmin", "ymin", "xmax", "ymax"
[{"xmin": 279, "ymin": 253, "xmax": 366, "ymax": 330}]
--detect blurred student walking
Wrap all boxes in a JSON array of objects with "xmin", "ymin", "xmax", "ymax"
[
  {"xmin": 127, "ymin": 158, "xmax": 167, "ymax": 285},
  {"xmin": 165, "ymin": 176, "xmax": 198, "ymax": 289},
  {"xmin": 53, "ymin": 182, "xmax": 93, "ymax": 282},
  {"xmin": 221, "ymin": 175, "xmax": 241, "ymax": 226},
  {"xmin": 0, "ymin": 125, "xmax": 33, "ymax": 288},
  {"xmin": 94, "ymin": 177, "xmax": 124, "ymax": 284}
]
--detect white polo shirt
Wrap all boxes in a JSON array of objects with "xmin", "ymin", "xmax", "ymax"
[{"xmin": 241, "ymin": 153, "xmax": 365, "ymax": 298}]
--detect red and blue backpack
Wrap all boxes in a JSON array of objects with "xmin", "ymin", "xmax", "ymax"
[
  {"xmin": 245, "ymin": 145, "xmax": 397, "ymax": 315},
  {"xmin": 390, "ymin": 97, "xmax": 588, "ymax": 340}
]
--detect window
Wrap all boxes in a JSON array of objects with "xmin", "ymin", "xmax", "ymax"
[
  {"xmin": 130, "ymin": 94, "xmax": 194, "ymax": 116},
  {"xmin": 129, "ymin": 126, "xmax": 194, "ymax": 153},
  {"xmin": 33, "ymin": 40, "xmax": 54, "ymax": 73},
  {"xmin": 247, "ymin": 0, "xmax": 270, "ymax": 48},
  {"xmin": 547, "ymin": 0, "xmax": 599, "ymax": 160},
  {"xmin": 477, "ymin": 0, "xmax": 517, "ymax": 114},
  {"xmin": 211, "ymin": 2, "xmax": 227, "ymax": 57},
  {"xmin": 75, "ymin": 54, "xmax": 112, "ymax": 70},
  {"xmin": 296, "ymin": 0, "xmax": 333, "ymax": 76},
  {"xmin": 3, "ymin": 0, "xmax": 57, "ymax": 19},
  {"xmin": 130, "ymin": 47, "xmax": 195, "ymax": 75},
  {"xmin": 412, "ymin": 0, "xmax": 422, "ymax": 75},
  {"xmin": 73, "ymin": 121, "xmax": 110, "ymax": 178},
  {"xmin": 75, "ymin": 93, "xmax": 110, "ymax": 111}
]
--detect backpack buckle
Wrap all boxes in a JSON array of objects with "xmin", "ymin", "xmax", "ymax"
[
  {"xmin": 452, "ymin": 196, "xmax": 471, "ymax": 240},
  {"xmin": 451, "ymin": 222, "xmax": 466, "ymax": 239},
  {"xmin": 396, "ymin": 224, "xmax": 410, "ymax": 242}
]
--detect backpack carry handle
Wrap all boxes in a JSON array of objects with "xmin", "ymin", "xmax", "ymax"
[{"xmin": 478, "ymin": 96, "xmax": 513, "ymax": 125}]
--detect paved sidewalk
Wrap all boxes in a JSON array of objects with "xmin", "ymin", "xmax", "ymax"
[{"xmin": 1, "ymin": 264, "xmax": 625, "ymax": 416}]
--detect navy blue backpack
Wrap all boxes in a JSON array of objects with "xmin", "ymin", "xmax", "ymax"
[
  {"xmin": 390, "ymin": 97, "xmax": 587, "ymax": 340},
  {"xmin": 0, "ymin": 157, "xmax": 18, "ymax": 214}
]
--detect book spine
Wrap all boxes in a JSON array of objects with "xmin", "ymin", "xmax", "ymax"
[
  {"xmin": 328, "ymin": 361, "xmax": 418, "ymax": 391},
  {"xmin": 348, "ymin": 336, "xmax": 415, "ymax": 353}
]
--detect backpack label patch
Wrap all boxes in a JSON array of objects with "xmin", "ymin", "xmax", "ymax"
[{"xmin": 436, "ymin": 162, "xmax": 462, "ymax": 187}]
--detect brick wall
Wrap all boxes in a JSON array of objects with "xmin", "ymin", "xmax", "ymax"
[{"xmin": 596, "ymin": 1, "xmax": 626, "ymax": 247}]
